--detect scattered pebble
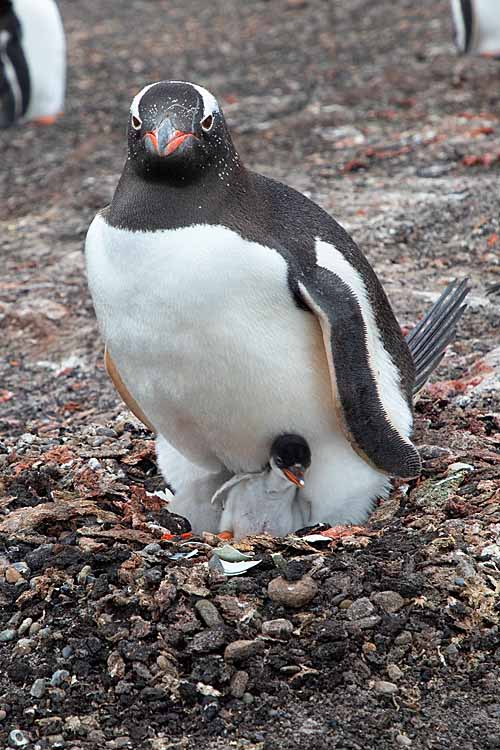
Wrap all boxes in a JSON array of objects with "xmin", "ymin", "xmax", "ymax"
[
  {"xmin": 30, "ymin": 678, "xmax": 47, "ymax": 698},
  {"xmin": 8, "ymin": 729, "xmax": 30, "ymax": 747},
  {"xmin": 230, "ymin": 670, "xmax": 249, "ymax": 698},
  {"xmin": 396, "ymin": 734, "xmax": 412, "ymax": 747},
  {"xmin": 0, "ymin": 628, "xmax": 16, "ymax": 642},
  {"xmin": 224, "ymin": 639, "xmax": 265, "ymax": 661},
  {"xmin": 374, "ymin": 680, "xmax": 399, "ymax": 696},
  {"xmin": 18, "ymin": 618, "xmax": 33, "ymax": 635},
  {"xmin": 50, "ymin": 669, "xmax": 71, "ymax": 687},
  {"xmin": 195, "ymin": 599, "xmax": 223, "ymax": 628},
  {"xmin": 346, "ymin": 597, "xmax": 375, "ymax": 620},
  {"xmin": 261, "ymin": 618, "xmax": 294, "ymax": 640},
  {"xmin": 371, "ymin": 591, "xmax": 405, "ymax": 614},
  {"xmin": 387, "ymin": 664, "xmax": 403, "ymax": 681},
  {"xmin": 267, "ymin": 575, "xmax": 318, "ymax": 608}
]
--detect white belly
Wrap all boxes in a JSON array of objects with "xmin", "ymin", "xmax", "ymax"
[
  {"xmin": 86, "ymin": 215, "xmax": 389, "ymax": 523},
  {"xmin": 14, "ymin": 0, "xmax": 66, "ymax": 119}
]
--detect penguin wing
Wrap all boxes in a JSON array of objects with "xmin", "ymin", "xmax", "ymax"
[
  {"xmin": 297, "ymin": 264, "xmax": 421, "ymax": 479},
  {"xmin": 104, "ymin": 348, "xmax": 155, "ymax": 432}
]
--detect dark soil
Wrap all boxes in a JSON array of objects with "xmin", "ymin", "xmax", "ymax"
[{"xmin": 0, "ymin": 1, "xmax": 499, "ymax": 749}]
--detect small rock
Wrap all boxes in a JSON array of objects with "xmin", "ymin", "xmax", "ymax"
[
  {"xmin": 30, "ymin": 678, "xmax": 46, "ymax": 698},
  {"xmin": 454, "ymin": 577, "xmax": 466, "ymax": 587},
  {"xmin": 29, "ymin": 622, "xmax": 42, "ymax": 637},
  {"xmin": 62, "ymin": 646, "xmax": 74, "ymax": 659},
  {"xmin": 347, "ymin": 615, "xmax": 381, "ymax": 631},
  {"xmin": 396, "ymin": 734, "xmax": 412, "ymax": 747},
  {"xmin": 0, "ymin": 709, "xmax": 6, "ymax": 721},
  {"xmin": 0, "ymin": 628, "xmax": 16, "ymax": 642},
  {"xmin": 481, "ymin": 544, "xmax": 500, "ymax": 561},
  {"xmin": 14, "ymin": 638, "xmax": 33, "ymax": 656},
  {"xmin": 5, "ymin": 566, "xmax": 23, "ymax": 584},
  {"xmin": 77, "ymin": 565, "xmax": 92, "ymax": 584},
  {"xmin": 455, "ymin": 558, "xmax": 476, "ymax": 580},
  {"xmin": 261, "ymin": 618, "xmax": 294, "ymax": 640},
  {"xmin": 339, "ymin": 599, "xmax": 352, "ymax": 610},
  {"xmin": 224, "ymin": 639, "xmax": 265, "ymax": 661},
  {"xmin": 88, "ymin": 457, "xmax": 101, "ymax": 470},
  {"xmin": 267, "ymin": 575, "xmax": 318, "ymax": 608},
  {"xmin": 50, "ymin": 669, "xmax": 70, "ymax": 687},
  {"xmin": 107, "ymin": 652, "xmax": 126, "ymax": 679},
  {"xmin": 141, "ymin": 543, "xmax": 162, "ymax": 556},
  {"xmin": 374, "ymin": 680, "xmax": 398, "ymax": 695},
  {"xmin": 189, "ymin": 627, "xmax": 228, "ymax": 654},
  {"xmin": 371, "ymin": 591, "xmax": 405, "ymax": 614},
  {"xmin": 230, "ymin": 670, "xmax": 249, "ymax": 698},
  {"xmin": 387, "ymin": 663, "xmax": 403, "ymax": 681},
  {"xmin": 195, "ymin": 599, "xmax": 223, "ymax": 628},
  {"xmin": 8, "ymin": 729, "xmax": 30, "ymax": 747},
  {"xmin": 18, "ymin": 618, "xmax": 33, "ymax": 636},
  {"xmin": 346, "ymin": 597, "xmax": 375, "ymax": 620},
  {"xmin": 242, "ymin": 692, "xmax": 254, "ymax": 704}
]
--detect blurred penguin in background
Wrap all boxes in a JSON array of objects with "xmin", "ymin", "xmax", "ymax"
[
  {"xmin": 0, "ymin": 0, "xmax": 65, "ymax": 128},
  {"xmin": 450, "ymin": 0, "xmax": 500, "ymax": 57}
]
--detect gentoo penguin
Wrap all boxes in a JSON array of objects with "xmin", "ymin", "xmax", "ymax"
[
  {"xmin": 85, "ymin": 80, "xmax": 469, "ymax": 532},
  {"xmin": 450, "ymin": 0, "xmax": 500, "ymax": 57},
  {"xmin": 0, "ymin": 0, "xmax": 65, "ymax": 128},
  {"xmin": 212, "ymin": 434, "xmax": 311, "ymax": 539}
]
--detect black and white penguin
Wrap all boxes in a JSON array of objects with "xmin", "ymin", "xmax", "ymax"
[
  {"xmin": 212, "ymin": 434, "xmax": 311, "ymax": 539},
  {"xmin": 85, "ymin": 80, "xmax": 469, "ymax": 531},
  {"xmin": 0, "ymin": 0, "xmax": 65, "ymax": 128},
  {"xmin": 450, "ymin": 0, "xmax": 500, "ymax": 57}
]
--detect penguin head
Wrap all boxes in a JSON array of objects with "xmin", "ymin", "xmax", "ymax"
[
  {"xmin": 269, "ymin": 434, "xmax": 312, "ymax": 488},
  {"xmin": 127, "ymin": 80, "xmax": 237, "ymax": 181}
]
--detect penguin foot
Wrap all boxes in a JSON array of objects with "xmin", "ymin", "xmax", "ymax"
[{"xmin": 33, "ymin": 113, "xmax": 62, "ymax": 126}]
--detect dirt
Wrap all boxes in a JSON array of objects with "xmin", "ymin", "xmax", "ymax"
[{"xmin": 0, "ymin": 0, "xmax": 499, "ymax": 748}]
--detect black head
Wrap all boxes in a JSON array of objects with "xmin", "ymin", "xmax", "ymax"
[
  {"xmin": 127, "ymin": 80, "xmax": 239, "ymax": 182},
  {"xmin": 270, "ymin": 434, "xmax": 312, "ymax": 488}
]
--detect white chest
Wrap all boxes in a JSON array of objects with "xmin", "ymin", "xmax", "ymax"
[{"xmin": 85, "ymin": 216, "xmax": 335, "ymax": 469}]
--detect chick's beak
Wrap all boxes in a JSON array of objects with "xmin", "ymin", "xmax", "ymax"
[
  {"xmin": 144, "ymin": 116, "xmax": 196, "ymax": 157},
  {"xmin": 282, "ymin": 464, "xmax": 306, "ymax": 488}
]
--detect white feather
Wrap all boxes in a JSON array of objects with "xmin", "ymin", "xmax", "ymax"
[
  {"xmin": 86, "ymin": 217, "xmax": 397, "ymax": 528},
  {"xmin": 13, "ymin": 0, "xmax": 65, "ymax": 120}
]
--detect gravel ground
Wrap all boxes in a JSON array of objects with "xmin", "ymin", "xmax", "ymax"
[{"xmin": 1, "ymin": 1, "xmax": 499, "ymax": 748}]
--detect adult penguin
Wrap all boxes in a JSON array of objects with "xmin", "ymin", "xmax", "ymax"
[
  {"xmin": 0, "ymin": 0, "xmax": 65, "ymax": 128},
  {"xmin": 86, "ymin": 81, "xmax": 469, "ymax": 531}
]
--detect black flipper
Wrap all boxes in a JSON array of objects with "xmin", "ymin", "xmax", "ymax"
[
  {"xmin": 298, "ymin": 269, "xmax": 421, "ymax": 479},
  {"xmin": 406, "ymin": 278, "xmax": 470, "ymax": 395}
]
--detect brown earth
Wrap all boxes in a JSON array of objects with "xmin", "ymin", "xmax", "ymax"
[{"xmin": 0, "ymin": 1, "xmax": 499, "ymax": 749}]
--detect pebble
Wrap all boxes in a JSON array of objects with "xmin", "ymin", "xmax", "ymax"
[
  {"xmin": 88, "ymin": 457, "xmax": 101, "ymax": 470},
  {"xmin": 62, "ymin": 646, "xmax": 74, "ymax": 658},
  {"xmin": 387, "ymin": 663, "xmax": 403, "ymax": 681},
  {"xmin": 242, "ymin": 692, "xmax": 254, "ymax": 704},
  {"xmin": 18, "ymin": 618, "xmax": 33, "ymax": 636},
  {"xmin": 39, "ymin": 627, "xmax": 52, "ymax": 640},
  {"xmin": 0, "ymin": 628, "xmax": 16, "ymax": 642},
  {"xmin": 0, "ymin": 709, "xmax": 6, "ymax": 721},
  {"xmin": 261, "ymin": 618, "xmax": 294, "ymax": 640},
  {"xmin": 50, "ymin": 669, "xmax": 70, "ymax": 687},
  {"xmin": 15, "ymin": 638, "xmax": 33, "ymax": 656},
  {"xmin": 230, "ymin": 670, "xmax": 249, "ymax": 698},
  {"xmin": 267, "ymin": 575, "xmax": 318, "ymax": 608},
  {"xmin": 224, "ymin": 639, "xmax": 265, "ymax": 661},
  {"xmin": 339, "ymin": 599, "xmax": 352, "ymax": 610},
  {"xmin": 396, "ymin": 735, "xmax": 412, "ymax": 747},
  {"xmin": 29, "ymin": 622, "xmax": 42, "ymax": 637},
  {"xmin": 371, "ymin": 590, "xmax": 405, "ymax": 614},
  {"xmin": 8, "ymin": 729, "xmax": 30, "ymax": 747},
  {"xmin": 195, "ymin": 599, "xmax": 223, "ymax": 628},
  {"xmin": 455, "ymin": 558, "xmax": 476, "ymax": 580},
  {"xmin": 374, "ymin": 680, "xmax": 398, "ymax": 695},
  {"xmin": 107, "ymin": 652, "xmax": 126, "ymax": 679},
  {"xmin": 77, "ymin": 565, "xmax": 92, "ymax": 584},
  {"xmin": 190, "ymin": 627, "xmax": 228, "ymax": 654},
  {"xmin": 141, "ymin": 543, "xmax": 162, "ymax": 556},
  {"xmin": 346, "ymin": 597, "xmax": 375, "ymax": 620},
  {"xmin": 30, "ymin": 678, "xmax": 47, "ymax": 698},
  {"xmin": 5, "ymin": 566, "xmax": 23, "ymax": 584}
]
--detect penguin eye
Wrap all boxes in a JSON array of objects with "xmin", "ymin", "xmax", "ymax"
[
  {"xmin": 131, "ymin": 115, "xmax": 142, "ymax": 130},
  {"xmin": 201, "ymin": 114, "xmax": 214, "ymax": 132}
]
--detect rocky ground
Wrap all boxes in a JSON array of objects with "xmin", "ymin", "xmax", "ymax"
[{"xmin": 1, "ymin": 0, "xmax": 499, "ymax": 748}]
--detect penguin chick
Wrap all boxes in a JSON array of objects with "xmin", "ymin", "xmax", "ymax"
[{"xmin": 212, "ymin": 434, "xmax": 312, "ymax": 539}]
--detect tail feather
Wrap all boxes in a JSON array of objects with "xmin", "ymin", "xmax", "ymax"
[{"xmin": 406, "ymin": 278, "xmax": 470, "ymax": 395}]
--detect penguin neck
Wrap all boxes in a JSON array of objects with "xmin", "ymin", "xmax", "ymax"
[
  {"xmin": 107, "ymin": 155, "xmax": 249, "ymax": 233},
  {"xmin": 265, "ymin": 468, "xmax": 296, "ymax": 498}
]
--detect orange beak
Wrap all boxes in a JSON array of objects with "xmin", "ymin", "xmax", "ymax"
[{"xmin": 282, "ymin": 466, "xmax": 306, "ymax": 488}]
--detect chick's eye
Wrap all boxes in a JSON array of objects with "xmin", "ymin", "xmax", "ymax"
[
  {"xmin": 131, "ymin": 115, "xmax": 142, "ymax": 130},
  {"xmin": 201, "ymin": 114, "xmax": 213, "ymax": 132}
]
